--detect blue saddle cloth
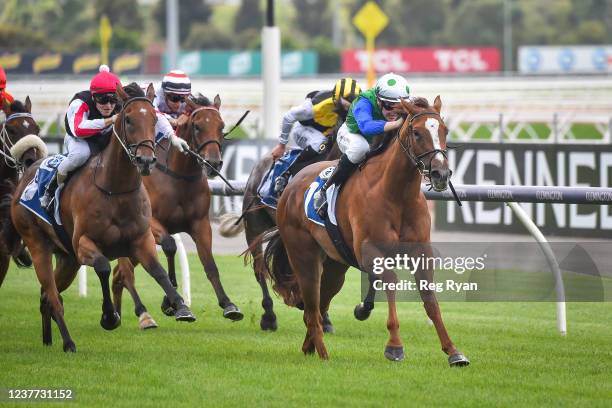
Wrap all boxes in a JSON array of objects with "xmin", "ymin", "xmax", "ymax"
[
  {"xmin": 304, "ymin": 166, "xmax": 340, "ymax": 227},
  {"xmin": 19, "ymin": 155, "xmax": 66, "ymax": 225},
  {"xmin": 257, "ymin": 149, "xmax": 302, "ymax": 209}
]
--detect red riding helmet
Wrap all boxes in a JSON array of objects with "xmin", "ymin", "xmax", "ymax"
[
  {"xmin": 0, "ymin": 66, "xmax": 7, "ymax": 89},
  {"xmin": 89, "ymin": 65, "xmax": 121, "ymax": 95}
]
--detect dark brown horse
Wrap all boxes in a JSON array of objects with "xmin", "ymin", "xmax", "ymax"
[
  {"xmin": 0, "ymin": 97, "xmax": 47, "ymax": 286},
  {"xmin": 9, "ymin": 84, "xmax": 194, "ymax": 352},
  {"xmin": 219, "ymin": 130, "xmax": 344, "ymax": 332},
  {"xmin": 263, "ymin": 96, "xmax": 469, "ymax": 365},
  {"xmin": 112, "ymin": 94, "xmax": 243, "ymax": 328}
]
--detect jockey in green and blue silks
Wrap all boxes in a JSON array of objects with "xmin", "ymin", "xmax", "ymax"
[{"xmin": 313, "ymin": 73, "xmax": 410, "ymax": 214}]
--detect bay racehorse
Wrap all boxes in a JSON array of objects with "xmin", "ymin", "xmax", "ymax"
[
  {"xmin": 0, "ymin": 97, "xmax": 47, "ymax": 286},
  {"xmin": 9, "ymin": 84, "xmax": 194, "ymax": 352},
  {"xmin": 263, "ymin": 96, "xmax": 469, "ymax": 365},
  {"xmin": 112, "ymin": 94, "xmax": 243, "ymax": 328}
]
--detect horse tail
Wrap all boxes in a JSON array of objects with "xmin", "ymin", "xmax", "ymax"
[
  {"xmin": 262, "ymin": 228, "xmax": 301, "ymax": 307},
  {"xmin": 218, "ymin": 212, "xmax": 245, "ymax": 238}
]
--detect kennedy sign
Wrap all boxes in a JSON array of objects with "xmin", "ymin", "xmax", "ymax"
[
  {"xmin": 436, "ymin": 143, "xmax": 612, "ymax": 237},
  {"xmin": 342, "ymin": 47, "xmax": 500, "ymax": 73}
]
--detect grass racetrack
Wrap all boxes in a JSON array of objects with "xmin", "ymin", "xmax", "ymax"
[{"xmin": 1, "ymin": 254, "xmax": 610, "ymax": 407}]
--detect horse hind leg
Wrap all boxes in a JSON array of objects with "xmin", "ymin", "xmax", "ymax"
[{"xmin": 245, "ymin": 211, "xmax": 277, "ymax": 331}]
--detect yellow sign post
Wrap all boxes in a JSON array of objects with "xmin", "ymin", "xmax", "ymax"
[
  {"xmin": 352, "ymin": 1, "xmax": 388, "ymax": 87},
  {"xmin": 99, "ymin": 15, "xmax": 113, "ymax": 66}
]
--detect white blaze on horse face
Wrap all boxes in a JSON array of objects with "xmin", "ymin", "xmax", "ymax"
[
  {"xmin": 139, "ymin": 108, "xmax": 147, "ymax": 115},
  {"xmin": 22, "ymin": 120, "xmax": 30, "ymax": 129},
  {"xmin": 425, "ymin": 117, "xmax": 444, "ymax": 162}
]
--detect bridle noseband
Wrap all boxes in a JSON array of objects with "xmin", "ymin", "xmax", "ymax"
[
  {"xmin": 0, "ymin": 112, "xmax": 37, "ymax": 170},
  {"xmin": 396, "ymin": 111, "xmax": 448, "ymax": 180},
  {"xmin": 112, "ymin": 96, "xmax": 156, "ymax": 166}
]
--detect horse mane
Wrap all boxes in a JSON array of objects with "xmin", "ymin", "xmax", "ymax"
[
  {"xmin": 9, "ymin": 100, "xmax": 28, "ymax": 113},
  {"xmin": 190, "ymin": 93, "xmax": 211, "ymax": 107},
  {"xmin": 411, "ymin": 96, "xmax": 429, "ymax": 109},
  {"xmin": 123, "ymin": 82, "xmax": 145, "ymax": 98}
]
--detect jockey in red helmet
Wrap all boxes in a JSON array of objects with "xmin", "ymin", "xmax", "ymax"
[
  {"xmin": 41, "ymin": 65, "xmax": 122, "ymax": 209},
  {"xmin": 0, "ymin": 66, "xmax": 15, "ymax": 116}
]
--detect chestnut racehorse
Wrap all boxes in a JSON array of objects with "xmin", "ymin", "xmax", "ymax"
[
  {"xmin": 0, "ymin": 97, "xmax": 47, "ymax": 286},
  {"xmin": 9, "ymin": 84, "xmax": 194, "ymax": 352},
  {"xmin": 112, "ymin": 95, "xmax": 243, "ymax": 327},
  {"xmin": 264, "ymin": 96, "xmax": 469, "ymax": 365}
]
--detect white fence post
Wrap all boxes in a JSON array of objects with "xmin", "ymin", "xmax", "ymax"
[
  {"xmin": 78, "ymin": 265, "xmax": 87, "ymax": 297},
  {"xmin": 173, "ymin": 234, "xmax": 191, "ymax": 307}
]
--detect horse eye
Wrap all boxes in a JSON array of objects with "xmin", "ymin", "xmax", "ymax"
[{"xmin": 125, "ymin": 116, "xmax": 132, "ymax": 125}]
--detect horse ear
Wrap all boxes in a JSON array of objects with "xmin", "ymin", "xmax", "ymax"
[
  {"xmin": 400, "ymin": 98, "xmax": 418, "ymax": 116},
  {"xmin": 145, "ymin": 83, "xmax": 155, "ymax": 102},
  {"xmin": 433, "ymin": 95, "xmax": 442, "ymax": 113},
  {"xmin": 116, "ymin": 84, "xmax": 129, "ymax": 102},
  {"xmin": 25, "ymin": 96, "xmax": 32, "ymax": 113},
  {"xmin": 184, "ymin": 96, "xmax": 198, "ymax": 112},
  {"xmin": 2, "ymin": 98, "xmax": 11, "ymax": 114},
  {"xmin": 213, "ymin": 94, "xmax": 221, "ymax": 110}
]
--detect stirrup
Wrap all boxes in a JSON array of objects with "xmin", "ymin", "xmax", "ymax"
[
  {"xmin": 274, "ymin": 174, "xmax": 288, "ymax": 194},
  {"xmin": 313, "ymin": 190, "xmax": 327, "ymax": 217}
]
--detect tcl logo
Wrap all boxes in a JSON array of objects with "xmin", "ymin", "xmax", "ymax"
[
  {"xmin": 342, "ymin": 47, "xmax": 500, "ymax": 73},
  {"xmin": 434, "ymin": 49, "xmax": 489, "ymax": 72},
  {"xmin": 354, "ymin": 50, "xmax": 410, "ymax": 72}
]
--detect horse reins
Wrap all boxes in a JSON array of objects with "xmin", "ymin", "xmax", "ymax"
[
  {"xmin": 94, "ymin": 96, "xmax": 156, "ymax": 196},
  {"xmin": 397, "ymin": 111, "xmax": 462, "ymax": 206}
]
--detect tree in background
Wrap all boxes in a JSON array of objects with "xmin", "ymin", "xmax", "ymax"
[
  {"xmin": 293, "ymin": 0, "xmax": 332, "ymax": 38},
  {"xmin": 93, "ymin": 0, "xmax": 144, "ymax": 51},
  {"xmin": 234, "ymin": 0, "xmax": 262, "ymax": 33},
  {"xmin": 153, "ymin": 0, "xmax": 212, "ymax": 46}
]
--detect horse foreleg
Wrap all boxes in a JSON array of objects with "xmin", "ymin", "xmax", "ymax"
[
  {"xmin": 149, "ymin": 220, "xmax": 177, "ymax": 316},
  {"xmin": 0, "ymin": 253, "xmax": 9, "ymax": 288},
  {"xmin": 382, "ymin": 269, "xmax": 404, "ymax": 362},
  {"xmin": 192, "ymin": 217, "xmax": 243, "ymax": 321},
  {"xmin": 77, "ymin": 236, "xmax": 120, "ymax": 331},
  {"xmin": 415, "ymin": 266, "xmax": 470, "ymax": 367},
  {"xmin": 131, "ymin": 230, "xmax": 195, "ymax": 322},
  {"xmin": 113, "ymin": 258, "xmax": 156, "ymax": 329}
]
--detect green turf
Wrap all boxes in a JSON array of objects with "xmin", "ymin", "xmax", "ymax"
[{"xmin": 1, "ymin": 255, "xmax": 611, "ymax": 407}]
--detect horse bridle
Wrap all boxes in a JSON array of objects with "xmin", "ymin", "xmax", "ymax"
[
  {"xmin": 396, "ymin": 110, "xmax": 462, "ymax": 206},
  {"xmin": 0, "ymin": 112, "xmax": 37, "ymax": 170},
  {"xmin": 186, "ymin": 106, "xmax": 224, "ymax": 156},
  {"xmin": 397, "ymin": 111, "xmax": 448, "ymax": 179},
  {"xmin": 112, "ymin": 97, "xmax": 156, "ymax": 166}
]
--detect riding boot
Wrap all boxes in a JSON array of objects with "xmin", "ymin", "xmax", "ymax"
[
  {"xmin": 42, "ymin": 172, "xmax": 67, "ymax": 212},
  {"xmin": 313, "ymin": 154, "xmax": 358, "ymax": 216},
  {"xmin": 274, "ymin": 146, "xmax": 321, "ymax": 194}
]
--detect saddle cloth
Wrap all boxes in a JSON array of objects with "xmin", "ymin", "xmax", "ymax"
[
  {"xmin": 257, "ymin": 148, "xmax": 302, "ymax": 210},
  {"xmin": 304, "ymin": 166, "xmax": 340, "ymax": 227},
  {"xmin": 19, "ymin": 155, "xmax": 66, "ymax": 225}
]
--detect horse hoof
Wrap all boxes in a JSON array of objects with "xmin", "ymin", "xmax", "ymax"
[
  {"xmin": 161, "ymin": 296, "xmax": 175, "ymax": 316},
  {"xmin": 260, "ymin": 314, "xmax": 278, "ymax": 331},
  {"xmin": 223, "ymin": 304, "xmax": 244, "ymax": 321},
  {"xmin": 448, "ymin": 353, "xmax": 470, "ymax": 367},
  {"xmin": 354, "ymin": 303, "xmax": 372, "ymax": 321},
  {"xmin": 100, "ymin": 312, "xmax": 121, "ymax": 330},
  {"xmin": 322, "ymin": 323, "xmax": 335, "ymax": 334},
  {"xmin": 63, "ymin": 341, "xmax": 76, "ymax": 353},
  {"xmin": 138, "ymin": 312, "xmax": 158, "ymax": 330},
  {"xmin": 384, "ymin": 345, "xmax": 405, "ymax": 362},
  {"xmin": 174, "ymin": 304, "xmax": 196, "ymax": 322}
]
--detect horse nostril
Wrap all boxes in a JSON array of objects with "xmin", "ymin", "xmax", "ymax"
[{"xmin": 431, "ymin": 169, "xmax": 441, "ymax": 179}]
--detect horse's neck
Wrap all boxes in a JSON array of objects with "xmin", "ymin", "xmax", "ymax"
[
  {"xmin": 98, "ymin": 128, "xmax": 141, "ymax": 188},
  {"xmin": 166, "ymin": 127, "xmax": 199, "ymax": 174},
  {"xmin": 376, "ymin": 137, "xmax": 422, "ymax": 202}
]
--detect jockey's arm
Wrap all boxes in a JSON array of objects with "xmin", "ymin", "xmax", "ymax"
[
  {"xmin": 155, "ymin": 111, "xmax": 189, "ymax": 153},
  {"xmin": 278, "ymin": 99, "xmax": 314, "ymax": 145},
  {"xmin": 67, "ymin": 99, "xmax": 113, "ymax": 138},
  {"xmin": 0, "ymin": 91, "xmax": 14, "ymax": 114},
  {"xmin": 354, "ymin": 99, "xmax": 403, "ymax": 136}
]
